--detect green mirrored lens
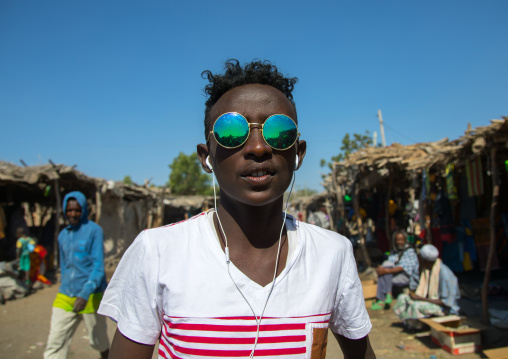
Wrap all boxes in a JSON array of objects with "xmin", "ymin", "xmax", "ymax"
[
  {"xmin": 263, "ymin": 115, "xmax": 298, "ymax": 150},
  {"xmin": 213, "ymin": 113, "xmax": 249, "ymax": 148}
]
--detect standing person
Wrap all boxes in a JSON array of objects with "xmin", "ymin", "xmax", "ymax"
[
  {"xmin": 15, "ymin": 227, "xmax": 35, "ymax": 285},
  {"xmin": 307, "ymin": 205, "xmax": 330, "ymax": 229},
  {"xmin": 99, "ymin": 59, "xmax": 375, "ymax": 359},
  {"xmin": 371, "ymin": 229, "xmax": 419, "ymax": 310},
  {"xmin": 44, "ymin": 191, "xmax": 109, "ymax": 359},
  {"xmin": 393, "ymin": 244, "xmax": 460, "ymax": 329}
]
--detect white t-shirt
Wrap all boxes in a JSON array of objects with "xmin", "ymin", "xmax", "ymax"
[{"xmin": 98, "ymin": 210, "xmax": 371, "ymax": 358}]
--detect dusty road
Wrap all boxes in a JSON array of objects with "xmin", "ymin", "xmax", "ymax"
[{"xmin": 0, "ymin": 283, "xmax": 483, "ymax": 359}]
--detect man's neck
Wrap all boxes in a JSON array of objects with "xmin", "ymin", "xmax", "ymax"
[
  {"xmin": 215, "ymin": 197, "xmax": 286, "ymax": 250},
  {"xmin": 214, "ymin": 197, "xmax": 289, "ymax": 287}
]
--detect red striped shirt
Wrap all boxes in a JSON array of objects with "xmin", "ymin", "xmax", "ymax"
[{"xmin": 158, "ymin": 313, "xmax": 331, "ymax": 358}]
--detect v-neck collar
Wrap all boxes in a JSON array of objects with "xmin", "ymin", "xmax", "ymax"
[{"xmin": 203, "ymin": 209, "xmax": 302, "ymax": 292}]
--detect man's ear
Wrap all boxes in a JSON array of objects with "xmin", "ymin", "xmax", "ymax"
[
  {"xmin": 197, "ymin": 144, "xmax": 212, "ymax": 173},
  {"xmin": 295, "ymin": 140, "xmax": 307, "ymax": 171}
]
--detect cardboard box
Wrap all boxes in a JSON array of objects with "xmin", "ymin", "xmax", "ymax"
[
  {"xmin": 361, "ymin": 280, "xmax": 377, "ymax": 299},
  {"xmin": 420, "ymin": 315, "xmax": 481, "ymax": 355},
  {"xmin": 484, "ymin": 347, "xmax": 508, "ymax": 359}
]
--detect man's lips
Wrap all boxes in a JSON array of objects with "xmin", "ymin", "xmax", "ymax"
[
  {"xmin": 246, "ymin": 171, "xmax": 271, "ymax": 178},
  {"xmin": 241, "ymin": 166, "xmax": 276, "ymax": 183},
  {"xmin": 241, "ymin": 164, "xmax": 276, "ymax": 177}
]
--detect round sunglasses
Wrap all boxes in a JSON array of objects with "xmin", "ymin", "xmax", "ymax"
[{"xmin": 208, "ymin": 112, "xmax": 300, "ymax": 150}]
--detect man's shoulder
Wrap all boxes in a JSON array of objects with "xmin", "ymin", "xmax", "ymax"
[
  {"xmin": 143, "ymin": 212, "xmax": 208, "ymax": 239},
  {"xmin": 439, "ymin": 262, "xmax": 457, "ymax": 279},
  {"xmin": 84, "ymin": 220, "xmax": 103, "ymax": 231},
  {"xmin": 404, "ymin": 247, "xmax": 418, "ymax": 256}
]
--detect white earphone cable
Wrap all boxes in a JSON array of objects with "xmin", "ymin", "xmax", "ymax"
[{"xmin": 211, "ymin": 168, "xmax": 297, "ymax": 358}]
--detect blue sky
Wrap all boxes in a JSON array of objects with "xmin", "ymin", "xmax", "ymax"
[{"xmin": 1, "ymin": 0, "xmax": 507, "ymax": 191}]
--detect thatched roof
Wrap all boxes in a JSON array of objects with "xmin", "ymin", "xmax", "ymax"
[
  {"xmin": 0, "ymin": 161, "xmax": 215, "ymax": 213},
  {"xmin": 0, "ymin": 161, "xmax": 97, "ymax": 203},
  {"xmin": 0, "ymin": 161, "xmax": 157, "ymax": 204},
  {"xmin": 163, "ymin": 195, "xmax": 213, "ymax": 212},
  {"xmin": 324, "ymin": 117, "xmax": 508, "ymax": 191}
]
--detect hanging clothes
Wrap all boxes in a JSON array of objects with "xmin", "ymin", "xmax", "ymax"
[
  {"xmin": 445, "ymin": 164, "xmax": 458, "ymax": 200},
  {"xmin": 421, "ymin": 170, "xmax": 430, "ymax": 200},
  {"xmin": 0, "ymin": 206, "xmax": 6, "ymax": 240},
  {"xmin": 432, "ymin": 190, "xmax": 456, "ymax": 243},
  {"xmin": 465, "ymin": 157, "xmax": 484, "ymax": 197},
  {"xmin": 459, "ymin": 176, "xmax": 477, "ymax": 222}
]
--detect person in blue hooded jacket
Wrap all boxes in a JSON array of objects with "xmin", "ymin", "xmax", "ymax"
[{"xmin": 44, "ymin": 191, "xmax": 109, "ymax": 359}]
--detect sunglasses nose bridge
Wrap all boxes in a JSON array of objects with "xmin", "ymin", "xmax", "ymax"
[{"xmin": 243, "ymin": 123, "xmax": 272, "ymax": 154}]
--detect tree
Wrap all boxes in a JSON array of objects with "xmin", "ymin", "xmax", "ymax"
[
  {"xmin": 167, "ymin": 152, "xmax": 211, "ymax": 195},
  {"xmin": 321, "ymin": 131, "xmax": 374, "ymax": 170},
  {"xmin": 294, "ymin": 187, "xmax": 318, "ymax": 197},
  {"xmin": 123, "ymin": 175, "xmax": 134, "ymax": 185}
]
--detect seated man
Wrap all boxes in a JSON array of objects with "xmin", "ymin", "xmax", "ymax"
[
  {"xmin": 372, "ymin": 230, "xmax": 419, "ymax": 310},
  {"xmin": 393, "ymin": 244, "xmax": 460, "ymax": 329}
]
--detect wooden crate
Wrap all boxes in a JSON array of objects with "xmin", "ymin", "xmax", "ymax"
[
  {"xmin": 420, "ymin": 316, "xmax": 481, "ymax": 355},
  {"xmin": 361, "ymin": 280, "xmax": 377, "ymax": 299}
]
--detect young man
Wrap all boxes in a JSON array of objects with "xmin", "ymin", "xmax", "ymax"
[
  {"xmin": 44, "ymin": 191, "xmax": 109, "ymax": 359},
  {"xmin": 99, "ymin": 60, "xmax": 375, "ymax": 358}
]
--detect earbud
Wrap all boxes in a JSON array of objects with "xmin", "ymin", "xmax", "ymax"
[
  {"xmin": 294, "ymin": 155, "xmax": 299, "ymax": 171},
  {"xmin": 206, "ymin": 156, "xmax": 213, "ymax": 171}
]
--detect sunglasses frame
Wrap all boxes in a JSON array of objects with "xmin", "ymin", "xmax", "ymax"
[{"xmin": 208, "ymin": 112, "xmax": 300, "ymax": 151}]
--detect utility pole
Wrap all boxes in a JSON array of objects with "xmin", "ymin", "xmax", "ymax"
[{"xmin": 377, "ymin": 109, "xmax": 386, "ymax": 147}]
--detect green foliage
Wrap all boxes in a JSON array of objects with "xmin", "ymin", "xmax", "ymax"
[
  {"xmin": 321, "ymin": 131, "xmax": 374, "ymax": 170},
  {"xmin": 294, "ymin": 187, "xmax": 318, "ymax": 197},
  {"xmin": 123, "ymin": 175, "xmax": 133, "ymax": 185},
  {"xmin": 167, "ymin": 152, "xmax": 211, "ymax": 195}
]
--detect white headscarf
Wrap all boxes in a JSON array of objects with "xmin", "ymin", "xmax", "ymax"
[
  {"xmin": 420, "ymin": 244, "xmax": 439, "ymax": 261},
  {"xmin": 416, "ymin": 244, "xmax": 441, "ymax": 299}
]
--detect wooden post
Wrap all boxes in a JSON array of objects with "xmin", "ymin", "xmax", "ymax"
[
  {"xmin": 95, "ymin": 190, "xmax": 102, "ymax": 223},
  {"xmin": 354, "ymin": 184, "xmax": 372, "ymax": 268},
  {"xmin": 147, "ymin": 203, "xmax": 154, "ymax": 229},
  {"xmin": 324, "ymin": 201, "xmax": 334, "ymax": 231},
  {"xmin": 301, "ymin": 202, "xmax": 309, "ymax": 222},
  {"xmin": 482, "ymin": 149, "xmax": 499, "ymax": 324},
  {"xmin": 158, "ymin": 187, "xmax": 166, "ymax": 226},
  {"xmin": 38, "ymin": 205, "xmax": 49, "ymax": 240},
  {"xmin": 53, "ymin": 179, "xmax": 62, "ymax": 269},
  {"xmin": 385, "ymin": 174, "xmax": 393, "ymax": 251},
  {"xmin": 331, "ymin": 163, "xmax": 344, "ymax": 232},
  {"xmin": 377, "ymin": 110, "xmax": 386, "ymax": 147}
]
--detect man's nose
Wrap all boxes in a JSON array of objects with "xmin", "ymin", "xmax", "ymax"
[{"xmin": 243, "ymin": 127, "xmax": 271, "ymax": 157}]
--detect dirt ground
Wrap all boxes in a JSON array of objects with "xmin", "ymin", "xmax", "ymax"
[{"xmin": 1, "ymin": 282, "xmax": 492, "ymax": 359}]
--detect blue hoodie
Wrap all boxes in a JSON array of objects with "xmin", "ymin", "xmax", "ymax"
[{"xmin": 58, "ymin": 191, "xmax": 107, "ymax": 300}]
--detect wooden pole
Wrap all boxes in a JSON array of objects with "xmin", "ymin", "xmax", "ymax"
[
  {"xmin": 324, "ymin": 201, "xmax": 334, "ymax": 231},
  {"xmin": 95, "ymin": 190, "xmax": 102, "ymax": 223},
  {"xmin": 331, "ymin": 163, "xmax": 344, "ymax": 232},
  {"xmin": 482, "ymin": 149, "xmax": 499, "ymax": 324},
  {"xmin": 385, "ymin": 174, "xmax": 393, "ymax": 251},
  {"xmin": 53, "ymin": 179, "xmax": 62, "ymax": 269},
  {"xmin": 158, "ymin": 187, "xmax": 166, "ymax": 226},
  {"xmin": 377, "ymin": 110, "xmax": 386, "ymax": 147}
]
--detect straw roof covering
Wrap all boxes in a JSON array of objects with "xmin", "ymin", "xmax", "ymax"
[
  {"xmin": 324, "ymin": 118, "xmax": 508, "ymax": 190},
  {"xmin": 162, "ymin": 195, "xmax": 213, "ymax": 212},
  {"xmin": 0, "ymin": 161, "xmax": 158, "ymax": 203},
  {"xmin": 0, "ymin": 161, "xmax": 215, "ymax": 216}
]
